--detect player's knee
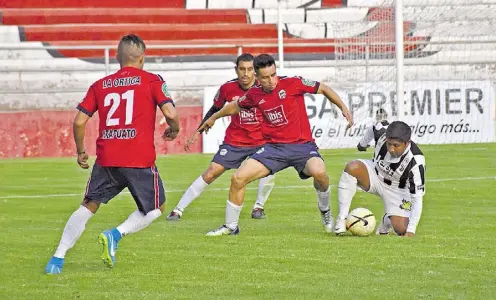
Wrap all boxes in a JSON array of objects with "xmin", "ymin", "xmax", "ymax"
[
  {"xmin": 203, "ymin": 165, "xmax": 225, "ymax": 183},
  {"xmin": 82, "ymin": 200, "xmax": 100, "ymax": 213},
  {"xmin": 231, "ymin": 172, "xmax": 248, "ymax": 188},
  {"xmin": 393, "ymin": 226, "xmax": 407, "ymax": 236},
  {"xmin": 390, "ymin": 216, "xmax": 409, "ymax": 236},
  {"xmin": 313, "ymin": 169, "xmax": 329, "ymax": 183},
  {"xmin": 344, "ymin": 160, "xmax": 363, "ymax": 176}
]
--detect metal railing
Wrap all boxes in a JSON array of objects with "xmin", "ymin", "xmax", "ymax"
[{"xmin": 2, "ymin": 39, "xmax": 496, "ymax": 75}]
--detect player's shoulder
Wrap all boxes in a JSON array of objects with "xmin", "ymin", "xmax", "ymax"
[
  {"xmin": 410, "ymin": 141, "xmax": 423, "ymax": 154},
  {"xmin": 140, "ymin": 70, "xmax": 165, "ymax": 83},
  {"xmin": 279, "ymin": 75, "xmax": 299, "ymax": 83},
  {"xmin": 223, "ymin": 78, "xmax": 239, "ymax": 85},
  {"xmin": 219, "ymin": 78, "xmax": 239, "ymax": 91},
  {"xmin": 281, "ymin": 75, "xmax": 318, "ymax": 88}
]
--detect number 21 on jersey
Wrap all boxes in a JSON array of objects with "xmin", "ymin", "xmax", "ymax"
[{"xmin": 104, "ymin": 90, "xmax": 134, "ymax": 126}]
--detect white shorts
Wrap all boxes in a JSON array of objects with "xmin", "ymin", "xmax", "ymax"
[{"xmin": 359, "ymin": 159, "xmax": 411, "ymax": 218}]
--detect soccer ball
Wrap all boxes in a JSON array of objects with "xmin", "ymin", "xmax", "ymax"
[{"xmin": 346, "ymin": 208, "xmax": 376, "ymax": 237}]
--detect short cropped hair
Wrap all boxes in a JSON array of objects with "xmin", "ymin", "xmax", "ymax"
[
  {"xmin": 236, "ymin": 53, "xmax": 254, "ymax": 67},
  {"xmin": 118, "ymin": 34, "xmax": 146, "ymax": 51},
  {"xmin": 254, "ymin": 54, "xmax": 276, "ymax": 72},
  {"xmin": 386, "ymin": 121, "xmax": 412, "ymax": 143}
]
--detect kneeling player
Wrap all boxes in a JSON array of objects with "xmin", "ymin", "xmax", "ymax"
[{"xmin": 335, "ymin": 121, "xmax": 426, "ymax": 237}]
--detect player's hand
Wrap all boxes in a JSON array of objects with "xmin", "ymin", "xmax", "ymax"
[
  {"xmin": 403, "ymin": 232, "xmax": 415, "ymax": 237},
  {"xmin": 77, "ymin": 152, "xmax": 90, "ymax": 169},
  {"xmin": 163, "ymin": 127, "xmax": 179, "ymax": 141},
  {"xmin": 342, "ymin": 109, "xmax": 354, "ymax": 128},
  {"xmin": 184, "ymin": 131, "xmax": 201, "ymax": 152},
  {"xmin": 198, "ymin": 118, "xmax": 216, "ymax": 134}
]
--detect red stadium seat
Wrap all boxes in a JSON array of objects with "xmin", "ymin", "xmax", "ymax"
[
  {"xmin": 0, "ymin": 8, "xmax": 247, "ymax": 25},
  {"xmin": 0, "ymin": 0, "xmax": 184, "ymax": 8},
  {"xmin": 321, "ymin": 0, "xmax": 343, "ymax": 7},
  {"xmin": 21, "ymin": 23, "xmax": 281, "ymax": 41},
  {"xmin": 0, "ymin": 0, "xmax": 425, "ymax": 58}
]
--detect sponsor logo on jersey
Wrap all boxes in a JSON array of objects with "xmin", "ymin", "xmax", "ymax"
[
  {"xmin": 400, "ymin": 199, "xmax": 412, "ymax": 211},
  {"xmin": 239, "ymin": 109, "xmax": 258, "ymax": 125},
  {"xmin": 161, "ymin": 82, "xmax": 171, "ymax": 98},
  {"xmin": 302, "ymin": 78, "xmax": 316, "ymax": 87},
  {"xmin": 263, "ymin": 105, "xmax": 288, "ymax": 126}
]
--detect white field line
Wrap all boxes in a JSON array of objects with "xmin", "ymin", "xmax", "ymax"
[{"xmin": 0, "ymin": 176, "xmax": 494, "ymax": 200}]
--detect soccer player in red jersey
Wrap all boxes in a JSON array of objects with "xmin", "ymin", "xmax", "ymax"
[
  {"xmin": 45, "ymin": 34, "xmax": 180, "ymax": 274},
  {"xmin": 199, "ymin": 54, "xmax": 354, "ymax": 236},
  {"xmin": 166, "ymin": 53, "xmax": 275, "ymax": 221}
]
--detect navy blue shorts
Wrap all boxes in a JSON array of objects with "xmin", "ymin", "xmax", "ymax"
[
  {"xmin": 249, "ymin": 142, "xmax": 323, "ymax": 179},
  {"xmin": 84, "ymin": 163, "xmax": 165, "ymax": 214},
  {"xmin": 212, "ymin": 144, "xmax": 262, "ymax": 170}
]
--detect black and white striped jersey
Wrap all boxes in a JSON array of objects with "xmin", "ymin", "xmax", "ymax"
[
  {"xmin": 359, "ymin": 120, "xmax": 390, "ymax": 148},
  {"xmin": 373, "ymin": 135, "xmax": 426, "ymax": 197}
]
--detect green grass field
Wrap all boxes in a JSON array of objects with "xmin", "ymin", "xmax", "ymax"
[{"xmin": 1, "ymin": 143, "xmax": 495, "ymax": 299}]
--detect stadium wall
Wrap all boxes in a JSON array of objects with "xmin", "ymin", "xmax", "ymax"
[{"xmin": 0, "ymin": 107, "xmax": 202, "ymax": 158}]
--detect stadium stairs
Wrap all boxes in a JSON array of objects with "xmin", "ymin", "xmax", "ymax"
[{"xmin": 4, "ymin": 0, "xmax": 491, "ymax": 157}]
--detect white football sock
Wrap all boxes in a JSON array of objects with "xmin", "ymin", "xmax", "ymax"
[
  {"xmin": 175, "ymin": 176, "xmax": 209, "ymax": 211},
  {"xmin": 225, "ymin": 200, "xmax": 243, "ymax": 230},
  {"xmin": 116, "ymin": 209, "xmax": 162, "ymax": 236},
  {"xmin": 254, "ymin": 174, "xmax": 275, "ymax": 209},
  {"xmin": 382, "ymin": 214, "xmax": 392, "ymax": 229},
  {"xmin": 54, "ymin": 205, "xmax": 94, "ymax": 258},
  {"xmin": 337, "ymin": 171, "xmax": 358, "ymax": 219},
  {"xmin": 316, "ymin": 185, "xmax": 331, "ymax": 212}
]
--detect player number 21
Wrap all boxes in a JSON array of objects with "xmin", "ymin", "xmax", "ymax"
[{"xmin": 104, "ymin": 90, "xmax": 134, "ymax": 126}]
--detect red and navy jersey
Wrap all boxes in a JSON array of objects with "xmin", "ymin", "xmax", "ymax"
[
  {"xmin": 77, "ymin": 66, "xmax": 173, "ymax": 168},
  {"xmin": 238, "ymin": 76, "xmax": 320, "ymax": 144},
  {"xmin": 214, "ymin": 79, "xmax": 265, "ymax": 147}
]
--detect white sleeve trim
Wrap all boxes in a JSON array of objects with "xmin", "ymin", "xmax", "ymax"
[{"xmin": 407, "ymin": 195, "xmax": 423, "ymax": 234}]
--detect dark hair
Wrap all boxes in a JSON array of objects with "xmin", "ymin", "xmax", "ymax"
[
  {"xmin": 236, "ymin": 53, "xmax": 254, "ymax": 67},
  {"xmin": 376, "ymin": 108, "xmax": 388, "ymax": 121},
  {"xmin": 254, "ymin": 54, "xmax": 276, "ymax": 72},
  {"xmin": 386, "ymin": 121, "xmax": 412, "ymax": 143},
  {"xmin": 118, "ymin": 34, "xmax": 146, "ymax": 51}
]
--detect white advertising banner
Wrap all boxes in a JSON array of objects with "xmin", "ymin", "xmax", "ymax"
[{"xmin": 202, "ymin": 81, "xmax": 495, "ymax": 153}]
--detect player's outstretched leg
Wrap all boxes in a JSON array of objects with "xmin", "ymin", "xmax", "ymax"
[
  {"xmin": 207, "ymin": 159, "xmax": 269, "ymax": 236},
  {"xmin": 167, "ymin": 162, "xmax": 225, "ymax": 221},
  {"xmin": 45, "ymin": 204, "xmax": 96, "ymax": 274},
  {"xmin": 303, "ymin": 157, "xmax": 334, "ymax": 233},
  {"xmin": 98, "ymin": 229, "xmax": 120, "ymax": 268},
  {"xmin": 251, "ymin": 174, "xmax": 275, "ymax": 219},
  {"xmin": 335, "ymin": 160, "xmax": 369, "ymax": 235},
  {"xmin": 100, "ymin": 208, "xmax": 163, "ymax": 267}
]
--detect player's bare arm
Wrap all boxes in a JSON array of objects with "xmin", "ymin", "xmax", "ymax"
[
  {"xmin": 198, "ymin": 100, "xmax": 241, "ymax": 134},
  {"xmin": 317, "ymin": 83, "xmax": 354, "ymax": 128},
  {"xmin": 160, "ymin": 102, "xmax": 180, "ymax": 141},
  {"xmin": 73, "ymin": 111, "xmax": 90, "ymax": 169}
]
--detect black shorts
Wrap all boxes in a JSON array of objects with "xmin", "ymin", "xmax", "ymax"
[
  {"xmin": 84, "ymin": 163, "xmax": 165, "ymax": 214},
  {"xmin": 250, "ymin": 142, "xmax": 323, "ymax": 179},
  {"xmin": 211, "ymin": 144, "xmax": 262, "ymax": 170}
]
